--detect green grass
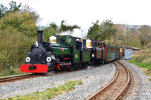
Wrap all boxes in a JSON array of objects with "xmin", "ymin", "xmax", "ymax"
[
  {"xmin": 148, "ymin": 68, "xmax": 151, "ymax": 71},
  {"xmin": 129, "ymin": 51, "xmax": 151, "ymax": 70},
  {"xmin": 0, "ymin": 67, "xmax": 27, "ymax": 77},
  {"xmin": 129, "ymin": 50, "xmax": 151, "ymax": 79},
  {"xmin": 145, "ymin": 72, "xmax": 150, "ymax": 75},
  {"xmin": 3, "ymin": 80, "xmax": 83, "ymax": 100},
  {"xmin": 85, "ymin": 76, "xmax": 89, "ymax": 79}
]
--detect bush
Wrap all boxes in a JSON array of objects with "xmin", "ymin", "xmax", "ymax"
[{"xmin": 0, "ymin": 8, "xmax": 38, "ymax": 76}]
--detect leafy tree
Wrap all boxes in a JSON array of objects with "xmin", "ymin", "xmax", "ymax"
[
  {"xmin": 43, "ymin": 20, "xmax": 80, "ymax": 42},
  {"xmin": 8, "ymin": 1, "xmax": 22, "ymax": 13},
  {"xmin": 43, "ymin": 22, "xmax": 60, "ymax": 42},
  {"xmin": 87, "ymin": 20, "xmax": 116, "ymax": 41},
  {"xmin": 0, "ymin": 5, "xmax": 38, "ymax": 75},
  {"xmin": 0, "ymin": 4, "xmax": 8, "ymax": 19},
  {"xmin": 87, "ymin": 20, "xmax": 99, "ymax": 40},
  {"xmin": 60, "ymin": 20, "xmax": 80, "ymax": 32},
  {"xmin": 139, "ymin": 25, "xmax": 151, "ymax": 49},
  {"xmin": 50, "ymin": 22, "xmax": 58, "ymax": 30},
  {"xmin": 43, "ymin": 23, "xmax": 60, "ymax": 42},
  {"xmin": 0, "ymin": 1, "xmax": 22, "ymax": 19},
  {"xmin": 0, "ymin": 5, "xmax": 38, "ymax": 37},
  {"xmin": 108, "ymin": 24, "xmax": 141, "ymax": 48},
  {"xmin": 99, "ymin": 20, "xmax": 116, "ymax": 41}
]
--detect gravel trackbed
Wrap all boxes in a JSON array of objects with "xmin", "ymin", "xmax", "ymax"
[
  {"xmin": 0, "ymin": 63, "xmax": 116, "ymax": 100},
  {"xmin": 120, "ymin": 60, "xmax": 151, "ymax": 100}
]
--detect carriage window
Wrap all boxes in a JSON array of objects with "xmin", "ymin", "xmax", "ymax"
[
  {"xmin": 49, "ymin": 36, "xmax": 57, "ymax": 43},
  {"xmin": 86, "ymin": 40, "xmax": 92, "ymax": 48},
  {"xmin": 65, "ymin": 37, "xmax": 71, "ymax": 44},
  {"xmin": 98, "ymin": 42, "xmax": 101, "ymax": 47},
  {"xmin": 76, "ymin": 40, "xmax": 79, "ymax": 50}
]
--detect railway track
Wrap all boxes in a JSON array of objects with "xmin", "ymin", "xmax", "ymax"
[
  {"xmin": 0, "ymin": 74, "xmax": 46, "ymax": 84},
  {"xmin": 88, "ymin": 60, "xmax": 131, "ymax": 100},
  {"xmin": 0, "ymin": 66, "xmax": 92, "ymax": 84}
]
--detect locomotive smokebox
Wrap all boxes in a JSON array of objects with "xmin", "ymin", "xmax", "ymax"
[{"xmin": 37, "ymin": 30, "xmax": 43, "ymax": 44}]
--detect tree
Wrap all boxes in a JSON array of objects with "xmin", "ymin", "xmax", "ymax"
[
  {"xmin": 0, "ymin": 3, "xmax": 39, "ymax": 74},
  {"xmin": 99, "ymin": 20, "xmax": 116, "ymax": 41},
  {"xmin": 60, "ymin": 20, "xmax": 80, "ymax": 32},
  {"xmin": 108, "ymin": 24, "xmax": 123, "ymax": 46},
  {"xmin": 43, "ymin": 22, "xmax": 60, "ymax": 42},
  {"xmin": 87, "ymin": 20, "xmax": 99, "ymax": 40},
  {"xmin": 0, "ymin": 1, "xmax": 22, "ymax": 19},
  {"xmin": 0, "ymin": 4, "xmax": 8, "ymax": 19},
  {"xmin": 50, "ymin": 22, "xmax": 58, "ymax": 30},
  {"xmin": 0, "ymin": 6, "xmax": 38, "ymax": 37},
  {"xmin": 87, "ymin": 19, "xmax": 116, "ymax": 41},
  {"xmin": 138, "ymin": 25, "xmax": 151, "ymax": 49},
  {"xmin": 8, "ymin": 1, "xmax": 22, "ymax": 13}
]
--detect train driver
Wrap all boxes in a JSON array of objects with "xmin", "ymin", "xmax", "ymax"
[
  {"xmin": 78, "ymin": 39, "xmax": 82, "ymax": 52},
  {"xmin": 78, "ymin": 39, "xmax": 82, "ymax": 61}
]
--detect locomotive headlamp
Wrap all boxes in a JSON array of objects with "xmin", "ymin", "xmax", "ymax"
[
  {"xmin": 35, "ymin": 41, "xmax": 38, "ymax": 47},
  {"xmin": 26, "ymin": 57, "xmax": 30, "ymax": 62},
  {"xmin": 46, "ymin": 57, "xmax": 52, "ymax": 62}
]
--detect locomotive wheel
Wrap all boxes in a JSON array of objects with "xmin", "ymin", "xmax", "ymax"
[
  {"xmin": 68, "ymin": 66, "xmax": 74, "ymax": 71},
  {"xmin": 45, "ymin": 69, "xmax": 55, "ymax": 74},
  {"xmin": 54, "ymin": 68, "xmax": 59, "ymax": 72},
  {"xmin": 102, "ymin": 60, "xmax": 105, "ymax": 64}
]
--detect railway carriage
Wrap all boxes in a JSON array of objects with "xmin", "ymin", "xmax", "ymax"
[
  {"xmin": 106, "ymin": 45, "xmax": 116, "ymax": 61},
  {"xmin": 88, "ymin": 40, "xmax": 106, "ymax": 65},
  {"xmin": 104, "ymin": 45, "xmax": 121, "ymax": 62}
]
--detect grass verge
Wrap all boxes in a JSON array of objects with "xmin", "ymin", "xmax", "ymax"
[
  {"xmin": 0, "ymin": 67, "xmax": 27, "ymax": 77},
  {"xmin": 2, "ymin": 80, "xmax": 83, "ymax": 100},
  {"xmin": 129, "ymin": 50, "xmax": 151, "ymax": 80}
]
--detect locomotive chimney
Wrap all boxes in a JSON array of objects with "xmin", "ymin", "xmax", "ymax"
[{"xmin": 37, "ymin": 30, "xmax": 43, "ymax": 44}]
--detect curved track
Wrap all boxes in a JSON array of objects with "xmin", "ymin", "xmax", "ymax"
[
  {"xmin": 0, "ymin": 74, "xmax": 43, "ymax": 84},
  {"xmin": 0, "ymin": 67, "xmax": 86, "ymax": 84},
  {"xmin": 88, "ymin": 60, "xmax": 131, "ymax": 100}
]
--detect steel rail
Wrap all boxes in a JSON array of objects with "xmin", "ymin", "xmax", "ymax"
[
  {"xmin": 87, "ymin": 60, "xmax": 131, "ymax": 100},
  {"xmin": 0, "ymin": 74, "xmax": 39, "ymax": 83},
  {"xmin": 114, "ymin": 61, "xmax": 131, "ymax": 100}
]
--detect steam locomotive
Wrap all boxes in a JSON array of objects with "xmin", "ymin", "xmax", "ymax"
[{"xmin": 20, "ymin": 30, "xmax": 124, "ymax": 73}]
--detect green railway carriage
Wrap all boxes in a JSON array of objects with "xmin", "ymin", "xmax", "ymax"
[
  {"xmin": 107, "ymin": 45, "xmax": 116, "ymax": 61},
  {"xmin": 116, "ymin": 47, "xmax": 120, "ymax": 58},
  {"xmin": 105, "ymin": 45, "xmax": 120, "ymax": 61}
]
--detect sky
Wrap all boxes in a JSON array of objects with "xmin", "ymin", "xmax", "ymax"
[{"xmin": 1, "ymin": 0, "xmax": 151, "ymax": 34}]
